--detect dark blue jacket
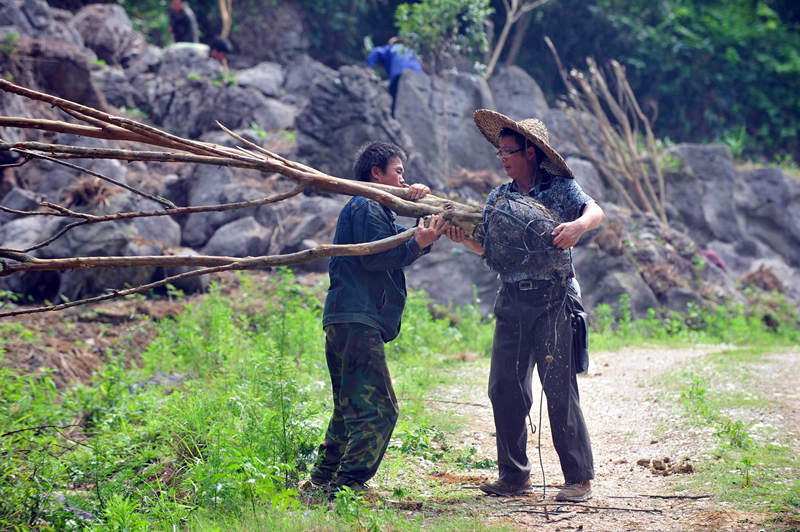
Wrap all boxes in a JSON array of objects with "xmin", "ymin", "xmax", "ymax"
[
  {"xmin": 323, "ymin": 196, "xmax": 430, "ymax": 342},
  {"xmin": 366, "ymin": 44, "xmax": 423, "ymax": 84}
]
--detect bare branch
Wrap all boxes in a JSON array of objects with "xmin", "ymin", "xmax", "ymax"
[
  {"xmin": 0, "ymin": 116, "xmax": 152, "ymax": 145},
  {"xmin": 4, "ymin": 184, "xmax": 306, "ymax": 253},
  {"xmin": 544, "ymin": 37, "xmax": 666, "ymax": 222},
  {"xmin": 0, "ymin": 80, "xmax": 213, "ymax": 155},
  {"xmin": 0, "ymin": 228, "xmax": 418, "ymax": 318},
  {"xmin": 485, "ymin": 0, "xmax": 551, "ymax": 79},
  {"xmin": 12, "ymin": 148, "xmax": 177, "ymax": 209},
  {"xmin": 0, "ymin": 140, "xmax": 479, "ymax": 225},
  {"xmin": 0, "ymin": 80, "xmax": 489, "ymax": 315},
  {"xmin": 17, "ymin": 219, "xmax": 91, "ymax": 253}
]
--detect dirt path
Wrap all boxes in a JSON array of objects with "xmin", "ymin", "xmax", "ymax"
[{"xmin": 424, "ymin": 346, "xmax": 796, "ymax": 531}]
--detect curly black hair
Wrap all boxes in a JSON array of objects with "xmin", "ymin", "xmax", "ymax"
[{"xmin": 352, "ymin": 141, "xmax": 406, "ymax": 182}]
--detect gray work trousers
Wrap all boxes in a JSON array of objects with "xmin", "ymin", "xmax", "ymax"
[{"xmin": 488, "ymin": 279, "xmax": 594, "ymax": 485}]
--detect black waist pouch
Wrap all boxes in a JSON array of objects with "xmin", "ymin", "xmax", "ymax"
[{"xmin": 571, "ymin": 309, "xmax": 589, "ymax": 374}]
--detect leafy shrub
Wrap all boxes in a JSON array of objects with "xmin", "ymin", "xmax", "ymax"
[
  {"xmin": 517, "ymin": 0, "xmax": 800, "ymax": 164},
  {"xmin": 395, "ymin": 0, "xmax": 493, "ymax": 73}
]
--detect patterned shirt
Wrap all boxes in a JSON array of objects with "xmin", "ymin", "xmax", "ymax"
[{"xmin": 483, "ymin": 169, "xmax": 593, "ymax": 281}]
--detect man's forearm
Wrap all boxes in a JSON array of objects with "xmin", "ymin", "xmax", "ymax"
[{"xmin": 578, "ymin": 201, "xmax": 605, "ymax": 233}]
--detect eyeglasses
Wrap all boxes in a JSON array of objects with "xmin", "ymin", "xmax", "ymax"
[{"xmin": 496, "ymin": 148, "xmax": 523, "ymax": 159}]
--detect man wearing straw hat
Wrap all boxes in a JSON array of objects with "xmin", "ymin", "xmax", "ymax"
[
  {"xmin": 308, "ymin": 141, "xmax": 449, "ymax": 495},
  {"xmin": 448, "ymin": 110, "xmax": 605, "ymax": 501}
]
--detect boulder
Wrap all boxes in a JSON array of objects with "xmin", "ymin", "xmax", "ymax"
[
  {"xmin": 161, "ymin": 248, "xmax": 210, "ymax": 294},
  {"xmin": 131, "ymin": 201, "xmax": 182, "ymax": 249},
  {"xmin": 0, "ymin": 1, "xmax": 36, "ymax": 34},
  {"xmin": 664, "ymin": 144, "xmax": 742, "ymax": 246},
  {"xmin": 231, "ymin": 2, "xmax": 309, "ymax": 65},
  {"xmin": 567, "ymin": 157, "xmax": 607, "ymax": 204},
  {"xmin": 70, "ymin": 4, "xmax": 148, "ymax": 68},
  {"xmin": 6, "ymin": 36, "xmax": 106, "ymax": 109},
  {"xmin": 0, "ymin": 0, "xmax": 83, "ymax": 47},
  {"xmin": 282, "ymin": 214, "xmax": 327, "ymax": 253},
  {"xmin": 14, "ymin": 134, "xmax": 126, "ymax": 202},
  {"xmin": 180, "ymin": 164, "xmax": 234, "ymax": 248},
  {"xmin": 0, "ymin": 187, "xmax": 39, "ymax": 225},
  {"xmin": 282, "ymin": 53, "xmax": 336, "ymax": 108},
  {"xmin": 290, "ymin": 239, "xmax": 329, "ymax": 273},
  {"xmin": 156, "ymin": 43, "xmax": 220, "ymax": 79},
  {"xmin": 236, "ymin": 62, "xmax": 285, "ymax": 98},
  {"xmin": 541, "ymin": 108, "xmax": 605, "ymax": 161},
  {"xmin": 56, "ymin": 238, "xmax": 162, "ymax": 303},
  {"xmin": 91, "ymin": 65, "xmax": 137, "ymax": 109},
  {"xmin": 488, "ymin": 65, "xmax": 549, "ymax": 121},
  {"xmin": 573, "ymin": 244, "xmax": 659, "ymax": 318},
  {"xmin": 394, "ymin": 70, "xmax": 496, "ymax": 190},
  {"xmin": 295, "ymin": 65, "xmax": 413, "ymax": 180},
  {"xmin": 147, "ymin": 75, "xmax": 293, "ymax": 139},
  {"xmin": 180, "ymin": 167, "xmax": 278, "ymax": 250},
  {"xmin": 0, "ymin": 214, "xmax": 47, "ymax": 253},
  {"xmin": 124, "ymin": 43, "xmax": 162, "ymax": 80},
  {"xmin": 22, "ymin": 204, "xmax": 162, "ymax": 302},
  {"xmin": 0, "ymin": 91, "xmax": 29, "ymax": 164},
  {"xmin": 734, "ymin": 167, "xmax": 800, "ymax": 267},
  {"xmin": 201, "ymin": 216, "xmax": 271, "ymax": 257},
  {"xmin": 0, "ymin": 216, "xmax": 58, "ymax": 300}
]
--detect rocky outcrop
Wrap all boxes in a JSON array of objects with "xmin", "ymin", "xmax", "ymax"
[
  {"xmin": 488, "ymin": 65, "xmax": 549, "ymax": 121},
  {"xmin": 734, "ymin": 166, "xmax": 800, "ymax": 268},
  {"xmin": 70, "ymin": 4, "xmax": 148, "ymax": 69},
  {"xmin": 295, "ymin": 65, "xmax": 413, "ymax": 180},
  {"xmin": 665, "ymin": 144, "xmax": 743, "ymax": 245},
  {"xmin": 4, "ymin": 36, "xmax": 106, "ymax": 109},
  {"xmin": 0, "ymin": 0, "xmax": 83, "ymax": 47},
  {"xmin": 394, "ymin": 70, "xmax": 496, "ymax": 190},
  {"xmin": 0, "ymin": 0, "xmax": 798, "ymax": 319}
]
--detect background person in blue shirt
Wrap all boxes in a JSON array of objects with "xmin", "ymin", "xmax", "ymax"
[
  {"xmin": 366, "ymin": 37, "xmax": 423, "ymax": 118},
  {"xmin": 308, "ymin": 141, "xmax": 449, "ymax": 494}
]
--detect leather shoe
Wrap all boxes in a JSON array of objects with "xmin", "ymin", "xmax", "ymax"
[
  {"xmin": 555, "ymin": 480, "xmax": 592, "ymax": 501},
  {"xmin": 479, "ymin": 478, "xmax": 534, "ymax": 497}
]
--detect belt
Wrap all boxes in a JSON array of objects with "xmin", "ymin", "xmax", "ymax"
[
  {"xmin": 505, "ymin": 275, "xmax": 573, "ymax": 291},
  {"xmin": 506, "ymin": 279, "xmax": 552, "ymax": 291}
]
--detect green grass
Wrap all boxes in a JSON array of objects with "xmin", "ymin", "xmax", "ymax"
[
  {"xmin": 663, "ymin": 346, "xmax": 800, "ymax": 525},
  {"xmin": 591, "ymin": 292, "xmax": 800, "ymax": 351},
  {"xmin": 0, "ymin": 271, "xmax": 499, "ymax": 530},
  {"xmin": 1, "ymin": 272, "xmax": 797, "ymax": 530}
]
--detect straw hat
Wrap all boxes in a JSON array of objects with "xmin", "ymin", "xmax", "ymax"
[{"xmin": 473, "ymin": 109, "xmax": 573, "ymax": 178}]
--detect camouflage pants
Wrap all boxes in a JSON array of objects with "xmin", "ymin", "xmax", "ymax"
[{"xmin": 311, "ymin": 323, "xmax": 399, "ymax": 485}]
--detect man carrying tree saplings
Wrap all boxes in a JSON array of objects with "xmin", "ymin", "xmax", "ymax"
[{"xmin": 304, "ymin": 141, "xmax": 450, "ymax": 495}]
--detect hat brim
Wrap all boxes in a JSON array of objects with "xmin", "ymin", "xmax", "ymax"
[{"xmin": 473, "ymin": 109, "xmax": 573, "ymax": 178}]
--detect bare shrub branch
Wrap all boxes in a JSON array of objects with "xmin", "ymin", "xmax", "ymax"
[{"xmin": 544, "ymin": 37, "xmax": 666, "ymax": 223}]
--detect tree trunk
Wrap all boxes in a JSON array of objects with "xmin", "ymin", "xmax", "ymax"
[{"xmin": 504, "ymin": 10, "xmax": 533, "ymax": 67}]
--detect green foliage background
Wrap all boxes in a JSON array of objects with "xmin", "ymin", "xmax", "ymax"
[
  {"xmin": 395, "ymin": 0, "xmax": 493, "ymax": 73},
  {"xmin": 505, "ymin": 0, "xmax": 800, "ymax": 164}
]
